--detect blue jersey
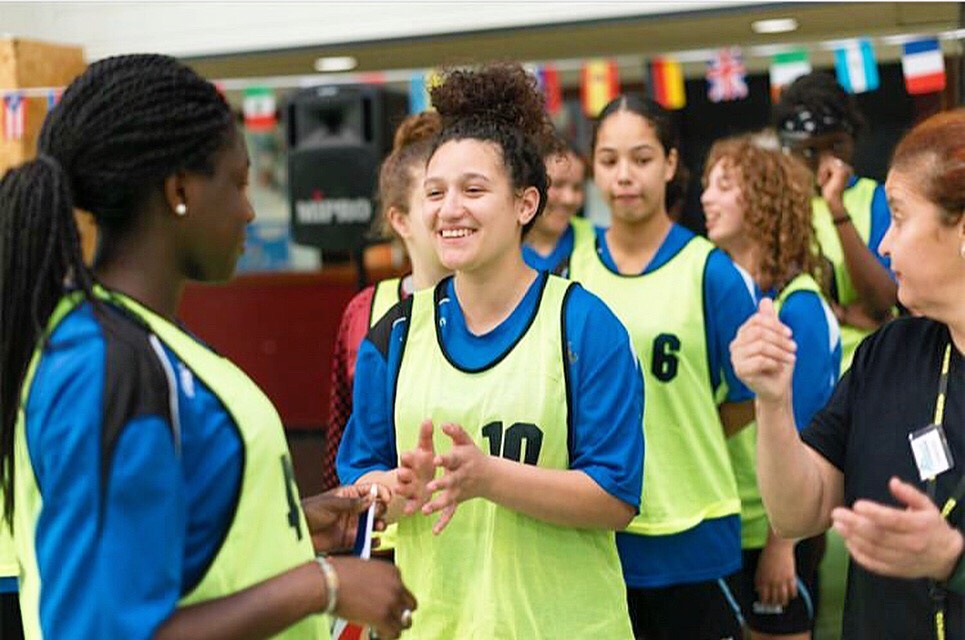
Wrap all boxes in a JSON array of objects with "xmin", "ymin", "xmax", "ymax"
[
  {"xmin": 522, "ymin": 223, "xmax": 576, "ymax": 274},
  {"xmin": 337, "ymin": 271, "xmax": 645, "ymax": 511},
  {"xmin": 24, "ymin": 302, "xmax": 242, "ymax": 639},
  {"xmin": 769, "ymin": 287, "xmax": 842, "ymax": 431},
  {"xmin": 591, "ymin": 224, "xmax": 756, "ymax": 587},
  {"xmin": 863, "ymin": 177, "xmax": 893, "ymax": 272}
]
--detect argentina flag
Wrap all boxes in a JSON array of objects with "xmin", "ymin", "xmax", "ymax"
[{"xmin": 834, "ymin": 39, "xmax": 880, "ymax": 94}]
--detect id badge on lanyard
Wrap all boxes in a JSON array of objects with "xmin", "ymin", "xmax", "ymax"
[{"xmin": 913, "ymin": 344, "xmax": 961, "ymax": 640}]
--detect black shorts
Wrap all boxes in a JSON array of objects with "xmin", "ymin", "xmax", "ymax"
[
  {"xmin": 729, "ymin": 534, "xmax": 824, "ymax": 635},
  {"xmin": 626, "ymin": 573, "xmax": 744, "ymax": 640},
  {"xmin": 1, "ymin": 592, "xmax": 24, "ymax": 640}
]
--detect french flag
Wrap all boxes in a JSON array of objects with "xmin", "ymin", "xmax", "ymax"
[{"xmin": 901, "ymin": 38, "xmax": 946, "ymax": 95}]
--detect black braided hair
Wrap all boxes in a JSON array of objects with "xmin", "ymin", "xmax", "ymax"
[
  {"xmin": 429, "ymin": 63, "xmax": 561, "ymax": 237},
  {"xmin": 0, "ymin": 54, "xmax": 234, "ymax": 526},
  {"xmin": 772, "ymin": 71, "xmax": 865, "ymax": 139}
]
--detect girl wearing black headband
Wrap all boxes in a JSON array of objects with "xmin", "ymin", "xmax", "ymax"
[{"xmin": 773, "ymin": 72, "xmax": 897, "ymax": 376}]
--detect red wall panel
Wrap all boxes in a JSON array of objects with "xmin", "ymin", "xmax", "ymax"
[{"xmin": 177, "ymin": 270, "xmax": 358, "ymax": 430}]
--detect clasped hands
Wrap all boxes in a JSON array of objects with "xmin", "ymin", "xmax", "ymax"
[{"xmin": 396, "ymin": 418, "xmax": 490, "ymax": 535}]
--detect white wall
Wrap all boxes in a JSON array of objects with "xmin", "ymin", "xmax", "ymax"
[{"xmin": 0, "ymin": 1, "xmax": 745, "ymax": 60}]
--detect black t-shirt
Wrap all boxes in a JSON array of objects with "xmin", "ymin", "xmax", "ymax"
[{"xmin": 803, "ymin": 316, "xmax": 965, "ymax": 639}]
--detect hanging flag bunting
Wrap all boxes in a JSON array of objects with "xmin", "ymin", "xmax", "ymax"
[
  {"xmin": 537, "ymin": 64, "xmax": 563, "ymax": 115},
  {"xmin": 649, "ymin": 57, "xmax": 686, "ymax": 110},
  {"xmin": 358, "ymin": 71, "xmax": 387, "ymax": 85},
  {"xmin": 769, "ymin": 49, "xmax": 812, "ymax": 102},
  {"xmin": 408, "ymin": 70, "xmax": 441, "ymax": 114},
  {"xmin": 580, "ymin": 59, "xmax": 620, "ymax": 117},
  {"xmin": 242, "ymin": 87, "xmax": 277, "ymax": 132},
  {"xmin": 901, "ymin": 38, "xmax": 946, "ymax": 95},
  {"xmin": 3, "ymin": 92, "xmax": 25, "ymax": 141},
  {"xmin": 834, "ymin": 39, "xmax": 880, "ymax": 94},
  {"xmin": 706, "ymin": 47, "xmax": 749, "ymax": 103},
  {"xmin": 46, "ymin": 89, "xmax": 62, "ymax": 110},
  {"xmin": 408, "ymin": 73, "xmax": 429, "ymax": 113}
]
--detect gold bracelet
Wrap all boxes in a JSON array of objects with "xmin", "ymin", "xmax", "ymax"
[{"xmin": 315, "ymin": 556, "xmax": 339, "ymax": 615}]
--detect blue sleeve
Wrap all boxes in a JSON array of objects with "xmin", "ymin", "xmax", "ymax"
[
  {"xmin": 703, "ymin": 249, "xmax": 756, "ymax": 402},
  {"xmin": 780, "ymin": 293, "xmax": 841, "ymax": 432},
  {"xmin": 337, "ymin": 337, "xmax": 399, "ymax": 483},
  {"xmin": 867, "ymin": 183, "xmax": 893, "ymax": 272},
  {"xmin": 28, "ymin": 333, "xmax": 182, "ymax": 639},
  {"xmin": 564, "ymin": 286, "xmax": 645, "ymax": 509}
]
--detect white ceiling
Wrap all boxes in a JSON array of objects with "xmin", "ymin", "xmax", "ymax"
[{"xmin": 0, "ymin": 1, "xmax": 744, "ymax": 60}]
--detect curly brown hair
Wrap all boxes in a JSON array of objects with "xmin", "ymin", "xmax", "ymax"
[
  {"xmin": 704, "ymin": 135, "xmax": 825, "ymax": 293},
  {"xmin": 372, "ymin": 111, "xmax": 442, "ymax": 239},
  {"xmin": 429, "ymin": 62, "xmax": 561, "ymax": 236}
]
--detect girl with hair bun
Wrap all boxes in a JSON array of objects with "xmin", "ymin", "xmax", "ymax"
[
  {"xmin": 702, "ymin": 135, "xmax": 841, "ymax": 640},
  {"xmin": 0, "ymin": 53, "xmax": 416, "ymax": 640},
  {"xmin": 568, "ymin": 95, "xmax": 758, "ymax": 639},
  {"xmin": 338, "ymin": 63, "xmax": 644, "ymax": 638},
  {"xmin": 323, "ymin": 111, "xmax": 449, "ymax": 495}
]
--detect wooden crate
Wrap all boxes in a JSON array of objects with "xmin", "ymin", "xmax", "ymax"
[
  {"xmin": 1, "ymin": 38, "xmax": 91, "ymax": 258},
  {"xmin": 0, "ymin": 37, "xmax": 86, "ymax": 171}
]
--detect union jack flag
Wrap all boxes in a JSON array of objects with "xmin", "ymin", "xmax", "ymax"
[{"xmin": 706, "ymin": 48, "xmax": 749, "ymax": 103}]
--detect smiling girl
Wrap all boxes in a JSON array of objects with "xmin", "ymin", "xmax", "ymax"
[{"xmin": 337, "ymin": 63, "xmax": 644, "ymax": 638}]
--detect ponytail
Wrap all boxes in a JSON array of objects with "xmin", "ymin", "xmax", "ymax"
[{"xmin": 0, "ymin": 156, "xmax": 93, "ymax": 526}]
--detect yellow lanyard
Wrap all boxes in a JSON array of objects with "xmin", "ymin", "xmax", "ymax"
[{"xmin": 930, "ymin": 344, "xmax": 955, "ymax": 640}]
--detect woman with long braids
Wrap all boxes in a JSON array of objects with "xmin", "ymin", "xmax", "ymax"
[
  {"xmin": 0, "ymin": 54, "xmax": 415, "ymax": 640},
  {"xmin": 702, "ymin": 136, "xmax": 841, "ymax": 640},
  {"xmin": 338, "ymin": 63, "xmax": 644, "ymax": 638}
]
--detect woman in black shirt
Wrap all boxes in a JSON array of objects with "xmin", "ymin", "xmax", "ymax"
[{"xmin": 731, "ymin": 108, "xmax": 965, "ymax": 639}]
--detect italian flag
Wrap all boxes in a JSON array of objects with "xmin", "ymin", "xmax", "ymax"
[
  {"xmin": 769, "ymin": 49, "xmax": 811, "ymax": 102},
  {"xmin": 243, "ymin": 87, "xmax": 277, "ymax": 132}
]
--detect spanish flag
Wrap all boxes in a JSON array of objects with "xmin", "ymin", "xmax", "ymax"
[
  {"xmin": 649, "ymin": 57, "xmax": 686, "ymax": 110},
  {"xmin": 581, "ymin": 59, "xmax": 620, "ymax": 117}
]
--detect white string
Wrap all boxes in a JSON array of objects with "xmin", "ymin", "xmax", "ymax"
[{"xmin": 2, "ymin": 27, "xmax": 963, "ymax": 98}]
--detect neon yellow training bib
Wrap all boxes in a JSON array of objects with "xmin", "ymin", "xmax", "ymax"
[
  {"xmin": 570, "ymin": 233, "xmax": 740, "ymax": 536},
  {"xmin": 393, "ymin": 275, "xmax": 633, "ymax": 639},
  {"xmin": 14, "ymin": 289, "xmax": 327, "ymax": 639}
]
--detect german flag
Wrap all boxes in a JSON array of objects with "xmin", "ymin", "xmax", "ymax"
[{"xmin": 649, "ymin": 57, "xmax": 686, "ymax": 110}]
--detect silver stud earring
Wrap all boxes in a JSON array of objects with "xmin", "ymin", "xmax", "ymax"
[{"xmin": 175, "ymin": 203, "xmax": 187, "ymax": 217}]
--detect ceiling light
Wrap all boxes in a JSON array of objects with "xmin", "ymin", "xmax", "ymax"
[
  {"xmin": 751, "ymin": 18, "xmax": 799, "ymax": 35},
  {"xmin": 314, "ymin": 56, "xmax": 358, "ymax": 73}
]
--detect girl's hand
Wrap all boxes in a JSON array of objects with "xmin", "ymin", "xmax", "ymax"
[{"xmin": 423, "ymin": 423, "xmax": 492, "ymax": 535}]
